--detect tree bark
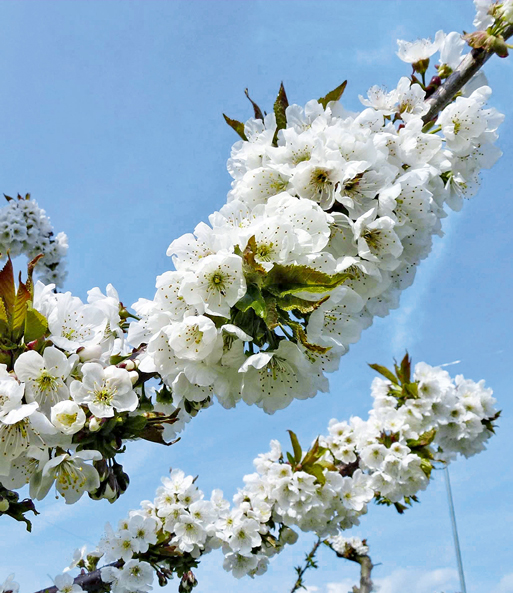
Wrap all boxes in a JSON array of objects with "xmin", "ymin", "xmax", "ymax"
[
  {"xmin": 353, "ymin": 555, "xmax": 373, "ymax": 593},
  {"xmin": 422, "ymin": 24, "xmax": 513, "ymax": 123}
]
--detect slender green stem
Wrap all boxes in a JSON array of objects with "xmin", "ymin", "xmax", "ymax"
[{"xmin": 290, "ymin": 538, "xmax": 322, "ymax": 593}]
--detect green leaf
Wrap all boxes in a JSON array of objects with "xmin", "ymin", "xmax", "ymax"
[
  {"xmin": 26, "ymin": 254, "xmax": 44, "ymax": 294},
  {"xmin": 264, "ymin": 264, "xmax": 353, "ymax": 298},
  {"xmin": 407, "ymin": 429, "xmax": 436, "ymax": 448},
  {"xmin": 223, "ymin": 114, "xmax": 248, "ymax": 141},
  {"xmin": 123, "ymin": 414, "xmax": 148, "ymax": 436},
  {"xmin": 273, "ymin": 82, "xmax": 288, "ymax": 130},
  {"xmin": 12, "ymin": 277, "xmax": 32, "ymax": 341},
  {"xmin": 24, "ymin": 305, "xmax": 48, "ymax": 343},
  {"xmin": 244, "ymin": 88, "xmax": 264, "ymax": 121},
  {"xmin": 301, "ymin": 438, "xmax": 322, "ymax": 467},
  {"xmin": 288, "ymin": 430, "xmax": 303, "ymax": 464},
  {"xmin": 420, "ymin": 458, "xmax": 433, "ymax": 479},
  {"xmin": 0, "ymin": 298, "xmax": 8, "ymax": 324},
  {"xmin": 303, "ymin": 463, "xmax": 326, "ymax": 485},
  {"xmin": 286, "ymin": 451, "xmax": 296, "ymax": 467},
  {"xmin": 318, "ymin": 80, "xmax": 347, "ymax": 109},
  {"xmin": 276, "ymin": 294, "xmax": 329, "ymax": 313},
  {"xmin": 242, "ymin": 236, "xmax": 267, "ymax": 275},
  {"xmin": 0, "ymin": 257, "xmax": 15, "ymax": 321},
  {"xmin": 403, "ymin": 381, "xmax": 419, "ymax": 399},
  {"xmin": 264, "ymin": 296, "xmax": 279, "ymax": 330},
  {"xmin": 235, "ymin": 284, "xmax": 266, "ymax": 319},
  {"xmin": 396, "ymin": 352, "xmax": 412, "ymax": 384},
  {"xmin": 368, "ymin": 363, "xmax": 399, "ymax": 385},
  {"xmin": 272, "ymin": 82, "xmax": 288, "ymax": 145},
  {"xmin": 286, "ymin": 319, "xmax": 331, "ymax": 353}
]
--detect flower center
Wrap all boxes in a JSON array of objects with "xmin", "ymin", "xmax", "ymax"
[
  {"xmin": 36, "ymin": 370, "xmax": 59, "ymax": 392},
  {"xmin": 57, "ymin": 412, "xmax": 78, "ymax": 426},
  {"xmin": 92, "ymin": 383, "xmax": 116, "ymax": 406}
]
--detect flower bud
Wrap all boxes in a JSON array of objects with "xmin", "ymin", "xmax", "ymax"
[
  {"xmin": 77, "ymin": 344, "xmax": 102, "ymax": 362},
  {"xmin": 128, "ymin": 370, "xmax": 139, "ymax": 385},
  {"xmin": 179, "ymin": 571, "xmax": 198, "ymax": 593},
  {"xmin": 103, "ymin": 475, "xmax": 119, "ymax": 501},
  {"xmin": 0, "ymin": 497, "xmax": 9, "ymax": 512},
  {"xmin": 121, "ymin": 359, "xmax": 136, "ymax": 371},
  {"xmin": 463, "ymin": 30, "xmax": 509, "ymax": 57},
  {"xmin": 89, "ymin": 416, "xmax": 102, "ymax": 432},
  {"xmin": 93, "ymin": 458, "xmax": 109, "ymax": 481}
]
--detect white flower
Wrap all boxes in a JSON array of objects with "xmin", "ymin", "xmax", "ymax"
[
  {"xmin": 179, "ymin": 251, "xmax": 246, "ymax": 318},
  {"xmin": 118, "ymin": 560, "xmax": 154, "ymax": 592},
  {"xmin": 46, "ymin": 293, "xmax": 106, "ymax": 352},
  {"xmin": 474, "ymin": 0, "xmax": 495, "ymax": 29},
  {"xmin": 438, "ymin": 31, "xmax": 466, "ymax": 69},
  {"xmin": 290, "ymin": 156, "xmax": 343, "ymax": 210},
  {"xmin": 228, "ymin": 518, "xmax": 262, "ymax": 555},
  {"xmin": 173, "ymin": 513, "xmax": 207, "ymax": 552},
  {"xmin": 262, "ymin": 193, "xmax": 332, "ymax": 254},
  {"xmin": 353, "ymin": 208, "xmax": 403, "ymax": 270},
  {"xmin": 0, "ymin": 403, "xmax": 56, "ymax": 476},
  {"xmin": 54, "ymin": 573, "xmax": 84, "ymax": 593},
  {"xmin": 223, "ymin": 552, "xmax": 259, "ymax": 578},
  {"xmin": 359, "ymin": 85, "xmax": 399, "ymax": 115},
  {"xmin": 0, "ymin": 575, "xmax": 19, "ymax": 593},
  {"xmin": 307, "ymin": 286, "xmax": 365, "ymax": 348},
  {"xmin": 50, "ymin": 400, "xmax": 86, "ymax": 435},
  {"xmin": 32, "ymin": 450, "xmax": 101, "ymax": 504},
  {"xmin": 154, "ymin": 270, "xmax": 193, "ymax": 320},
  {"xmin": 127, "ymin": 514, "xmax": 158, "ymax": 553},
  {"xmin": 396, "ymin": 30, "xmax": 444, "ymax": 63},
  {"xmin": 239, "ymin": 341, "xmax": 318, "ymax": 413},
  {"xmin": 70, "ymin": 363, "xmax": 138, "ymax": 418},
  {"xmin": 0, "ymin": 376, "xmax": 25, "ymax": 422},
  {"xmin": 166, "ymin": 315, "xmax": 218, "ymax": 361},
  {"xmin": 240, "ymin": 216, "xmax": 297, "ymax": 271},
  {"xmin": 438, "ymin": 86, "xmax": 504, "ymax": 153},
  {"xmin": 167, "ymin": 221, "xmax": 232, "ymax": 271},
  {"xmin": 14, "ymin": 347, "xmax": 77, "ymax": 414}
]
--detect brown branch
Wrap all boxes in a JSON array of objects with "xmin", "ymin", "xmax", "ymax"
[
  {"xmin": 33, "ymin": 561, "xmax": 122, "ymax": 593},
  {"xmin": 422, "ymin": 24, "xmax": 513, "ymax": 123},
  {"xmin": 351, "ymin": 555, "xmax": 374, "ymax": 593},
  {"xmin": 326, "ymin": 541, "xmax": 374, "ymax": 593}
]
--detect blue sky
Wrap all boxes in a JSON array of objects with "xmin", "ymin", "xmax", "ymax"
[{"xmin": 0, "ymin": 1, "xmax": 512, "ymax": 592}]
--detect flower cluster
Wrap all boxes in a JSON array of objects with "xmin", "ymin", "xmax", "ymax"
[
  {"xmin": 327, "ymin": 535, "xmax": 369, "ymax": 557},
  {"xmin": 0, "ymin": 265, "xmax": 154, "ymax": 513},
  {"xmin": 0, "ymin": 194, "xmax": 68, "ymax": 287},
  {"xmin": 57, "ymin": 359, "xmax": 497, "ymax": 590},
  {"xmin": 126, "ymin": 30, "xmax": 503, "ymax": 429},
  {"xmin": 0, "ymin": 12, "xmax": 505, "ymax": 533}
]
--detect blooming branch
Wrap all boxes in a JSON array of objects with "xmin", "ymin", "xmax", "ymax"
[
  {"xmin": 423, "ymin": 23, "xmax": 513, "ymax": 123},
  {"xmin": 47, "ymin": 357, "xmax": 498, "ymax": 592}
]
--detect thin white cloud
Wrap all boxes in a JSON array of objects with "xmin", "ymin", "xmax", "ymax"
[
  {"xmin": 355, "ymin": 25, "xmax": 407, "ymax": 66},
  {"xmin": 315, "ymin": 567, "xmax": 459, "ymax": 593},
  {"xmin": 493, "ymin": 573, "xmax": 513, "ymax": 593}
]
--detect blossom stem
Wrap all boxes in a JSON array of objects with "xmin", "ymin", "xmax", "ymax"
[{"xmin": 422, "ymin": 24, "xmax": 513, "ymax": 123}]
